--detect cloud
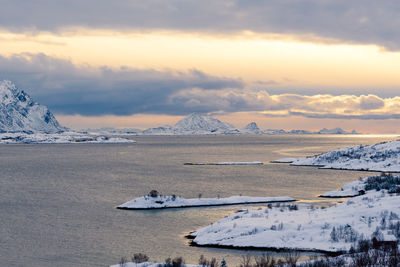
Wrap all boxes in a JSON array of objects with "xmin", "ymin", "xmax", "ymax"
[
  {"xmin": 174, "ymin": 89, "xmax": 400, "ymax": 120},
  {"xmin": 0, "ymin": 53, "xmax": 243, "ymax": 116},
  {"xmin": 288, "ymin": 112, "xmax": 400, "ymax": 120},
  {"xmin": 1, "ymin": 53, "xmax": 400, "ymax": 120},
  {"xmin": 359, "ymin": 95, "xmax": 385, "ymax": 110},
  {"xmin": 1, "ymin": 0, "xmax": 400, "ymax": 49}
]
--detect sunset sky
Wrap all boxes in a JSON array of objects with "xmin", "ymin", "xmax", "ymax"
[{"xmin": 1, "ymin": 0, "xmax": 400, "ymax": 133}]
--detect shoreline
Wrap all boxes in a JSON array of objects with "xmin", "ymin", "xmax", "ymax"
[
  {"xmin": 186, "ymin": 238, "xmax": 343, "ymax": 256},
  {"xmin": 116, "ymin": 199, "xmax": 296, "ymax": 210},
  {"xmin": 271, "ymin": 161, "xmax": 399, "ymax": 173}
]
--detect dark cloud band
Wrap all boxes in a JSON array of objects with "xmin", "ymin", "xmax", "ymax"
[
  {"xmin": 1, "ymin": 53, "xmax": 400, "ymax": 119},
  {"xmin": 1, "ymin": 0, "xmax": 400, "ymax": 49},
  {"xmin": 0, "ymin": 53, "xmax": 243, "ymax": 115}
]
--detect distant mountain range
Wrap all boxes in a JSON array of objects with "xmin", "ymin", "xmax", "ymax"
[
  {"xmin": 83, "ymin": 113, "xmax": 358, "ymax": 135},
  {"xmin": 0, "ymin": 80, "xmax": 358, "ymax": 136}
]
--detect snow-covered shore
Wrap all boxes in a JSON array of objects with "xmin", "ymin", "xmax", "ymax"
[
  {"xmin": 110, "ymin": 262, "xmax": 200, "ymax": 267},
  {"xmin": 0, "ymin": 132, "xmax": 135, "ymax": 144},
  {"xmin": 320, "ymin": 178, "xmax": 366, "ymax": 198},
  {"xmin": 117, "ymin": 195, "xmax": 295, "ymax": 210},
  {"xmin": 184, "ymin": 161, "xmax": 263, "ymax": 165},
  {"xmin": 274, "ymin": 140, "xmax": 400, "ymax": 172},
  {"xmin": 190, "ymin": 189, "xmax": 400, "ymax": 253}
]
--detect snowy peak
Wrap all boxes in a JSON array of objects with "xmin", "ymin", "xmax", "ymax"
[
  {"xmin": 142, "ymin": 125, "xmax": 176, "ymax": 135},
  {"xmin": 0, "ymin": 80, "xmax": 67, "ymax": 133},
  {"xmin": 174, "ymin": 113, "xmax": 236, "ymax": 134},
  {"xmin": 241, "ymin": 122, "xmax": 262, "ymax": 134},
  {"xmin": 317, "ymin": 128, "xmax": 358, "ymax": 134}
]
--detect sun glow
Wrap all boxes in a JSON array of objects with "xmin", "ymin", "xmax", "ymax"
[{"xmin": 2, "ymin": 29, "xmax": 400, "ymax": 90}]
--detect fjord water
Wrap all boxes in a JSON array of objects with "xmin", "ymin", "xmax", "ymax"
[{"xmin": 0, "ymin": 135, "xmax": 396, "ymax": 266}]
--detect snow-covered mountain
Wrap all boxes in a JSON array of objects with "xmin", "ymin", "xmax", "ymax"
[
  {"xmin": 276, "ymin": 140, "xmax": 400, "ymax": 172},
  {"xmin": 263, "ymin": 129, "xmax": 287, "ymax": 135},
  {"xmin": 142, "ymin": 125, "xmax": 176, "ymax": 135},
  {"xmin": 173, "ymin": 113, "xmax": 238, "ymax": 134},
  {"xmin": 288, "ymin": 129, "xmax": 312, "ymax": 134},
  {"xmin": 0, "ymin": 80, "xmax": 67, "ymax": 133},
  {"xmin": 318, "ymin": 127, "xmax": 357, "ymax": 134},
  {"xmin": 82, "ymin": 127, "xmax": 142, "ymax": 135},
  {"xmin": 76, "ymin": 113, "xmax": 359, "ymax": 136},
  {"xmin": 85, "ymin": 116, "xmax": 359, "ymax": 136},
  {"xmin": 241, "ymin": 122, "xmax": 262, "ymax": 134}
]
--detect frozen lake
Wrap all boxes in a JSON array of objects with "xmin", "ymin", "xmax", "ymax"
[{"xmin": 0, "ymin": 135, "xmax": 396, "ymax": 266}]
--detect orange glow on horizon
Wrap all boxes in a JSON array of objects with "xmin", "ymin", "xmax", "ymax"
[{"xmin": 1, "ymin": 29, "xmax": 400, "ymax": 89}]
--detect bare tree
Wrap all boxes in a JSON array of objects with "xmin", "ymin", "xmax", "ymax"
[
  {"xmin": 239, "ymin": 254, "xmax": 252, "ymax": 267},
  {"xmin": 119, "ymin": 256, "xmax": 128, "ymax": 267},
  {"xmin": 284, "ymin": 251, "xmax": 300, "ymax": 267}
]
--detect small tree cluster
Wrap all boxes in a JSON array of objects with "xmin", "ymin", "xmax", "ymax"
[
  {"xmin": 237, "ymin": 253, "xmax": 300, "ymax": 267},
  {"xmin": 159, "ymin": 257, "xmax": 185, "ymax": 267},
  {"xmin": 148, "ymin": 190, "xmax": 159, "ymax": 198},
  {"xmin": 132, "ymin": 253, "xmax": 150, "ymax": 263},
  {"xmin": 198, "ymin": 255, "xmax": 218, "ymax": 267},
  {"xmin": 329, "ymin": 224, "xmax": 358, "ymax": 243},
  {"xmin": 119, "ymin": 257, "xmax": 128, "ymax": 267},
  {"xmin": 364, "ymin": 174, "xmax": 400, "ymax": 193}
]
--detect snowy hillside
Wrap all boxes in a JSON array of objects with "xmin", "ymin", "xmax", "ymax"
[
  {"xmin": 0, "ymin": 80, "xmax": 67, "ymax": 133},
  {"xmin": 275, "ymin": 140, "xmax": 400, "ymax": 172},
  {"xmin": 191, "ymin": 189, "xmax": 400, "ymax": 253},
  {"xmin": 321, "ymin": 174, "xmax": 400, "ymax": 198}
]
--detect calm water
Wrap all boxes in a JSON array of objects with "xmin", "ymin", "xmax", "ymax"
[{"xmin": 0, "ymin": 135, "xmax": 397, "ymax": 267}]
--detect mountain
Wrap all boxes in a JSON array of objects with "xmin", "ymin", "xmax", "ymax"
[
  {"xmin": 318, "ymin": 127, "xmax": 357, "ymax": 134},
  {"xmin": 241, "ymin": 122, "xmax": 262, "ymax": 134},
  {"xmin": 82, "ymin": 127, "xmax": 142, "ymax": 135},
  {"xmin": 0, "ymin": 80, "xmax": 67, "ymax": 133},
  {"xmin": 288, "ymin": 129, "xmax": 312, "ymax": 134},
  {"xmin": 142, "ymin": 125, "xmax": 176, "ymax": 135},
  {"xmin": 84, "ymin": 114, "xmax": 359, "ymax": 136},
  {"xmin": 174, "ymin": 113, "xmax": 237, "ymax": 134},
  {"xmin": 263, "ymin": 129, "xmax": 287, "ymax": 135}
]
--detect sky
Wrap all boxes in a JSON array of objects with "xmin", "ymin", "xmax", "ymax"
[{"xmin": 1, "ymin": 0, "xmax": 400, "ymax": 133}]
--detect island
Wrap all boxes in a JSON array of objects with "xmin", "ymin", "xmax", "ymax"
[{"xmin": 117, "ymin": 191, "xmax": 295, "ymax": 210}]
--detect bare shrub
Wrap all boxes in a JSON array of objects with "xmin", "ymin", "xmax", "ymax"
[
  {"xmin": 149, "ymin": 190, "xmax": 159, "ymax": 198},
  {"xmin": 239, "ymin": 254, "xmax": 252, "ymax": 267},
  {"xmin": 198, "ymin": 255, "xmax": 218, "ymax": 267},
  {"xmin": 254, "ymin": 254, "xmax": 276, "ymax": 267},
  {"xmin": 172, "ymin": 256, "xmax": 185, "ymax": 267},
  {"xmin": 284, "ymin": 251, "xmax": 300, "ymax": 267},
  {"xmin": 119, "ymin": 257, "xmax": 128, "ymax": 267},
  {"xmin": 132, "ymin": 253, "xmax": 149, "ymax": 263}
]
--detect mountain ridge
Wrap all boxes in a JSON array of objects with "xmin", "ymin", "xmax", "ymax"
[
  {"xmin": 83, "ymin": 113, "xmax": 358, "ymax": 135},
  {"xmin": 0, "ymin": 80, "xmax": 67, "ymax": 133}
]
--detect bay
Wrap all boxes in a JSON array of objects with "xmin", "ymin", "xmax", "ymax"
[{"xmin": 0, "ymin": 135, "xmax": 395, "ymax": 266}]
